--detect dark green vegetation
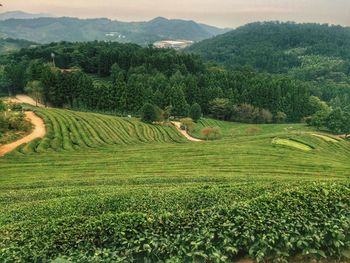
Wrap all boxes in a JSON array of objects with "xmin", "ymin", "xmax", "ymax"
[
  {"xmin": 306, "ymin": 96, "xmax": 350, "ymax": 137},
  {"xmin": 1, "ymin": 20, "xmax": 350, "ymax": 261},
  {"xmin": 0, "ymin": 108, "xmax": 350, "ymax": 262},
  {"xmin": 0, "ymin": 16, "xmax": 228, "ymax": 45},
  {"xmin": 0, "ymin": 101, "xmax": 31, "ymax": 144},
  {"xmin": 0, "ymin": 38, "xmax": 36, "ymax": 55},
  {"xmin": 188, "ymin": 22, "xmax": 350, "ymax": 109},
  {"xmin": 1, "ymin": 42, "xmax": 314, "ymax": 122}
]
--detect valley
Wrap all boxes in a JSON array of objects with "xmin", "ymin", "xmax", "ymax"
[{"xmin": 0, "ymin": 8, "xmax": 350, "ymax": 262}]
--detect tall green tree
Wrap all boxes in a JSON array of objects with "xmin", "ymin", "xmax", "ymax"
[
  {"xmin": 25, "ymin": 80, "xmax": 43, "ymax": 106},
  {"xmin": 189, "ymin": 103, "xmax": 202, "ymax": 122},
  {"xmin": 141, "ymin": 103, "xmax": 158, "ymax": 123},
  {"xmin": 168, "ymin": 85, "xmax": 189, "ymax": 117}
]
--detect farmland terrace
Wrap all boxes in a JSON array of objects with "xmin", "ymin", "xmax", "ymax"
[{"xmin": 0, "ymin": 107, "xmax": 350, "ymax": 262}]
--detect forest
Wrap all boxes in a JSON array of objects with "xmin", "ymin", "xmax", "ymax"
[
  {"xmin": 188, "ymin": 22, "xmax": 350, "ymax": 110},
  {"xmin": 0, "ymin": 41, "xmax": 316, "ymax": 123}
]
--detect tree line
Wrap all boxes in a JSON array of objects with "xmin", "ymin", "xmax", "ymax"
[
  {"xmin": 188, "ymin": 22, "xmax": 350, "ymax": 110},
  {"xmin": 0, "ymin": 41, "xmax": 321, "ymax": 123}
]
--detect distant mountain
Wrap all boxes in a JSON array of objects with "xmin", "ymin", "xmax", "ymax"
[
  {"xmin": 0, "ymin": 11, "xmax": 53, "ymax": 20},
  {"xmin": 187, "ymin": 22, "xmax": 350, "ymax": 73},
  {"xmin": 0, "ymin": 16, "xmax": 229, "ymax": 45}
]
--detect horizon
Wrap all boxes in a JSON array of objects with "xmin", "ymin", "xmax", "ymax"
[
  {"xmin": 1, "ymin": 10, "xmax": 350, "ymax": 30},
  {"xmin": 0, "ymin": 0, "xmax": 349, "ymax": 28}
]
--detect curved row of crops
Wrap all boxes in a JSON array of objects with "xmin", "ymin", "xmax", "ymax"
[
  {"xmin": 1, "ymin": 108, "xmax": 350, "ymax": 262},
  {"xmin": 15, "ymin": 108, "xmax": 186, "ymax": 154}
]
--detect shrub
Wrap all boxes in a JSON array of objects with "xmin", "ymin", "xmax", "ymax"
[
  {"xmin": 141, "ymin": 103, "xmax": 158, "ymax": 123},
  {"xmin": 245, "ymin": 127, "xmax": 262, "ymax": 135},
  {"xmin": 163, "ymin": 106, "xmax": 172, "ymax": 121},
  {"xmin": 8, "ymin": 112, "xmax": 31, "ymax": 131},
  {"xmin": 233, "ymin": 104, "xmax": 273, "ymax": 124},
  {"xmin": 258, "ymin": 109, "xmax": 273, "ymax": 123},
  {"xmin": 9, "ymin": 103, "xmax": 23, "ymax": 111},
  {"xmin": 180, "ymin": 118, "xmax": 195, "ymax": 131},
  {"xmin": 209, "ymin": 98, "xmax": 232, "ymax": 120},
  {"xmin": 275, "ymin": 111, "xmax": 287, "ymax": 123},
  {"xmin": 0, "ymin": 100, "xmax": 6, "ymax": 112},
  {"xmin": 0, "ymin": 113, "xmax": 9, "ymax": 132},
  {"xmin": 306, "ymin": 109, "xmax": 331, "ymax": 129},
  {"xmin": 201, "ymin": 127, "xmax": 222, "ymax": 140}
]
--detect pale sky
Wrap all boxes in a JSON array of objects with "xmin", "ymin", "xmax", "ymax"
[{"xmin": 1, "ymin": 0, "xmax": 350, "ymax": 28}]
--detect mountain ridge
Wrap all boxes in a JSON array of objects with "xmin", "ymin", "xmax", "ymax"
[
  {"xmin": 0, "ymin": 11, "xmax": 53, "ymax": 20},
  {"xmin": 187, "ymin": 21, "xmax": 350, "ymax": 72},
  {"xmin": 0, "ymin": 13, "xmax": 230, "ymax": 44}
]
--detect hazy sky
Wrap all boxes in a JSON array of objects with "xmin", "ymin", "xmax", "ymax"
[{"xmin": 1, "ymin": 0, "xmax": 350, "ymax": 28}]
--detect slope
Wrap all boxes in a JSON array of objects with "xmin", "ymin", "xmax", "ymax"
[
  {"xmin": 188, "ymin": 21, "xmax": 350, "ymax": 73},
  {"xmin": 0, "ymin": 107, "xmax": 350, "ymax": 262},
  {"xmin": 0, "ymin": 16, "xmax": 228, "ymax": 44},
  {"xmin": 0, "ymin": 20, "xmax": 350, "ymax": 262},
  {"xmin": 188, "ymin": 21, "xmax": 350, "ymax": 106}
]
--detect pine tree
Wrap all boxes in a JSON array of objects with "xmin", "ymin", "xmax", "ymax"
[
  {"xmin": 169, "ymin": 85, "xmax": 189, "ymax": 117},
  {"xmin": 190, "ymin": 103, "xmax": 202, "ymax": 122}
]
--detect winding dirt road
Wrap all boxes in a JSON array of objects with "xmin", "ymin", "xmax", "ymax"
[
  {"xmin": 8, "ymin": 95, "xmax": 44, "ymax": 108},
  {"xmin": 0, "ymin": 112, "xmax": 46, "ymax": 157},
  {"xmin": 171, "ymin": 121, "xmax": 203, "ymax": 142}
]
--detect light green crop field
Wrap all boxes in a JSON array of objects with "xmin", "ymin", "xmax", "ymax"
[{"xmin": 0, "ymin": 108, "xmax": 350, "ymax": 262}]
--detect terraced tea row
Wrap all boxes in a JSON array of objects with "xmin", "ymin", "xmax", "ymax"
[
  {"xmin": 15, "ymin": 108, "xmax": 186, "ymax": 154},
  {"xmin": 1, "ymin": 108, "xmax": 350, "ymax": 262}
]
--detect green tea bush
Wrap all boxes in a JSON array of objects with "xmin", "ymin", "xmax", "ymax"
[{"xmin": 0, "ymin": 183, "xmax": 348, "ymax": 262}]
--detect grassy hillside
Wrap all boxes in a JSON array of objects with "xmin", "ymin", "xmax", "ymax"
[
  {"xmin": 0, "ymin": 108, "xmax": 350, "ymax": 261},
  {"xmin": 14, "ymin": 107, "xmax": 185, "ymax": 154}
]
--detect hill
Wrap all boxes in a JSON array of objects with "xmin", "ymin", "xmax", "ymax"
[
  {"xmin": 0, "ymin": 16, "xmax": 229, "ymax": 44},
  {"xmin": 0, "ymin": 11, "xmax": 53, "ymax": 20},
  {"xmin": 0, "ymin": 38, "xmax": 37, "ymax": 55},
  {"xmin": 188, "ymin": 21, "xmax": 350, "ymax": 107},
  {"xmin": 0, "ymin": 106, "xmax": 349, "ymax": 261},
  {"xmin": 188, "ymin": 22, "xmax": 350, "ymax": 72}
]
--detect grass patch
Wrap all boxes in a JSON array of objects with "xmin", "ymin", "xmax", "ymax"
[
  {"xmin": 272, "ymin": 138, "xmax": 313, "ymax": 151},
  {"xmin": 312, "ymin": 133, "xmax": 339, "ymax": 143}
]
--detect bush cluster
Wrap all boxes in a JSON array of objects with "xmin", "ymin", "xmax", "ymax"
[
  {"xmin": 0, "ymin": 183, "xmax": 349, "ymax": 262},
  {"xmin": 209, "ymin": 98, "xmax": 287, "ymax": 124},
  {"xmin": 0, "ymin": 101, "xmax": 31, "ymax": 135}
]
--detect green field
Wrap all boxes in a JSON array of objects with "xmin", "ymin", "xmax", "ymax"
[{"xmin": 1, "ymin": 108, "xmax": 350, "ymax": 262}]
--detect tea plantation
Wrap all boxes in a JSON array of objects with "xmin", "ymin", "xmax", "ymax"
[{"xmin": 0, "ymin": 108, "xmax": 350, "ymax": 262}]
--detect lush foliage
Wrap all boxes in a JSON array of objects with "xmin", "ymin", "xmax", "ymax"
[
  {"xmin": 188, "ymin": 22, "xmax": 350, "ymax": 107},
  {"xmin": 189, "ymin": 103, "xmax": 202, "ymax": 122},
  {"xmin": 307, "ymin": 106, "xmax": 350, "ymax": 137},
  {"xmin": 0, "ymin": 108, "xmax": 350, "ymax": 262},
  {"xmin": 0, "ymin": 101, "xmax": 31, "ymax": 143},
  {"xmin": 140, "ymin": 103, "xmax": 160, "ymax": 123},
  {"xmin": 188, "ymin": 22, "xmax": 350, "ymax": 73},
  {"xmin": 0, "ymin": 38, "xmax": 36, "ymax": 55},
  {"xmin": 0, "ymin": 42, "xmax": 313, "ymax": 122}
]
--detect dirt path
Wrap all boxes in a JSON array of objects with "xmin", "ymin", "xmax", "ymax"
[
  {"xmin": 171, "ymin": 121, "xmax": 203, "ymax": 142},
  {"xmin": 0, "ymin": 112, "xmax": 46, "ymax": 157},
  {"xmin": 8, "ymin": 95, "xmax": 45, "ymax": 108}
]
